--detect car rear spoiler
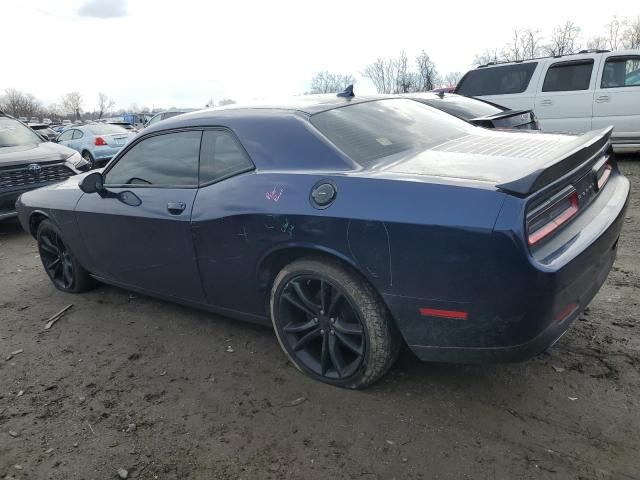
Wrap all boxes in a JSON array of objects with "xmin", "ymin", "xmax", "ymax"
[
  {"xmin": 496, "ymin": 126, "xmax": 613, "ymax": 196},
  {"xmin": 472, "ymin": 109, "xmax": 532, "ymax": 122}
]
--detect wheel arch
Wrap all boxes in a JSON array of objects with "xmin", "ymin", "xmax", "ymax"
[
  {"xmin": 29, "ymin": 210, "xmax": 50, "ymax": 238},
  {"xmin": 256, "ymin": 242, "xmax": 392, "ymax": 320}
]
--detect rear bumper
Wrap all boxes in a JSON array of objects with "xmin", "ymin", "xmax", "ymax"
[{"xmin": 390, "ymin": 173, "xmax": 629, "ymax": 363}]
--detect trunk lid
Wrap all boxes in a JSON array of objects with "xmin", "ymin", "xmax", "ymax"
[{"xmin": 380, "ymin": 127, "xmax": 612, "ymax": 195}]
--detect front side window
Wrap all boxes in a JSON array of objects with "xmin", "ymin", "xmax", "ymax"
[
  {"xmin": 542, "ymin": 60, "xmax": 594, "ymax": 92},
  {"xmin": 311, "ymin": 99, "xmax": 472, "ymax": 166},
  {"xmin": 456, "ymin": 63, "xmax": 538, "ymax": 96},
  {"xmin": 57, "ymin": 130, "xmax": 73, "ymax": 142},
  {"xmin": 0, "ymin": 116, "xmax": 43, "ymax": 147},
  {"xmin": 105, "ymin": 131, "xmax": 201, "ymax": 186},
  {"xmin": 199, "ymin": 130, "xmax": 254, "ymax": 185},
  {"xmin": 601, "ymin": 56, "xmax": 640, "ymax": 88}
]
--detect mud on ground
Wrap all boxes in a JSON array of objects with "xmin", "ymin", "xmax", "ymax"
[{"xmin": 1, "ymin": 159, "xmax": 639, "ymax": 479}]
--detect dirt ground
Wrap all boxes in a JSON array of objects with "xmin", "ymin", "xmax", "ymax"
[{"xmin": 1, "ymin": 159, "xmax": 639, "ymax": 480}]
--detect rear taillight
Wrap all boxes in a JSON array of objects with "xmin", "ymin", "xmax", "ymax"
[
  {"xmin": 527, "ymin": 186, "xmax": 579, "ymax": 246},
  {"xmin": 596, "ymin": 161, "xmax": 612, "ymax": 190},
  {"xmin": 95, "ymin": 136, "xmax": 107, "ymax": 146}
]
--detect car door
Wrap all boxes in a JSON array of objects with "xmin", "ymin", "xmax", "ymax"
[
  {"xmin": 592, "ymin": 53, "xmax": 640, "ymax": 143},
  {"xmin": 68, "ymin": 128, "xmax": 85, "ymax": 151},
  {"xmin": 190, "ymin": 129, "xmax": 257, "ymax": 312},
  {"xmin": 74, "ymin": 129, "xmax": 207, "ymax": 303},
  {"xmin": 56, "ymin": 129, "xmax": 74, "ymax": 147},
  {"xmin": 534, "ymin": 57, "xmax": 599, "ymax": 133}
]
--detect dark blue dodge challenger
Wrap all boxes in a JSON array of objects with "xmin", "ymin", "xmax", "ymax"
[{"xmin": 16, "ymin": 95, "xmax": 629, "ymax": 388}]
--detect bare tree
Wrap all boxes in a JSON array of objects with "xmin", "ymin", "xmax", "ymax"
[
  {"xmin": 502, "ymin": 29, "xmax": 524, "ymax": 62},
  {"xmin": 520, "ymin": 29, "xmax": 542, "ymax": 59},
  {"xmin": 1, "ymin": 88, "xmax": 26, "ymax": 116},
  {"xmin": 218, "ymin": 98, "xmax": 236, "ymax": 106},
  {"xmin": 473, "ymin": 48, "xmax": 500, "ymax": 66},
  {"xmin": 545, "ymin": 21, "xmax": 581, "ymax": 56},
  {"xmin": 309, "ymin": 71, "xmax": 355, "ymax": 94},
  {"xmin": 414, "ymin": 50, "xmax": 438, "ymax": 91},
  {"xmin": 363, "ymin": 57, "xmax": 398, "ymax": 94},
  {"xmin": 205, "ymin": 98, "xmax": 215, "ymax": 108},
  {"xmin": 61, "ymin": 91, "xmax": 83, "ymax": 120},
  {"xmin": 442, "ymin": 72, "xmax": 463, "ymax": 87},
  {"xmin": 586, "ymin": 36, "xmax": 608, "ymax": 50},
  {"xmin": 623, "ymin": 16, "xmax": 640, "ymax": 49},
  {"xmin": 394, "ymin": 51, "xmax": 416, "ymax": 93},
  {"xmin": 97, "ymin": 92, "xmax": 115, "ymax": 119},
  {"xmin": 606, "ymin": 16, "xmax": 623, "ymax": 51}
]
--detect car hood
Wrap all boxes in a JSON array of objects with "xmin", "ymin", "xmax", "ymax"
[
  {"xmin": 375, "ymin": 128, "xmax": 606, "ymax": 190},
  {"xmin": 0, "ymin": 142, "xmax": 76, "ymax": 168}
]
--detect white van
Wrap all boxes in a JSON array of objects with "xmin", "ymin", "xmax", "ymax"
[{"xmin": 456, "ymin": 49, "xmax": 640, "ymax": 153}]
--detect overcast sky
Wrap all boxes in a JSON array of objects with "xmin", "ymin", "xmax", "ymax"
[{"xmin": 3, "ymin": 0, "xmax": 640, "ymax": 111}]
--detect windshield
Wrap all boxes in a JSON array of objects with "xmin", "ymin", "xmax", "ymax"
[
  {"xmin": 418, "ymin": 96, "xmax": 504, "ymax": 120},
  {"xmin": 87, "ymin": 124, "xmax": 128, "ymax": 135},
  {"xmin": 310, "ymin": 99, "xmax": 472, "ymax": 166},
  {"xmin": 0, "ymin": 116, "xmax": 43, "ymax": 147}
]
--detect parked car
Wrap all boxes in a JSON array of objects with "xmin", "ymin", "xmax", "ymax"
[
  {"xmin": 18, "ymin": 117, "xmax": 28, "ymax": 123},
  {"xmin": 145, "ymin": 109, "xmax": 195, "ymax": 128},
  {"xmin": 431, "ymin": 86, "xmax": 456, "ymax": 94},
  {"xmin": 28, "ymin": 123, "xmax": 60, "ymax": 142},
  {"xmin": 456, "ymin": 49, "xmax": 640, "ymax": 152},
  {"xmin": 406, "ymin": 92, "xmax": 538, "ymax": 129},
  {"xmin": 0, "ymin": 112, "xmax": 89, "ymax": 220},
  {"xmin": 55, "ymin": 124, "xmax": 134, "ymax": 168},
  {"xmin": 42, "ymin": 118, "xmax": 52, "ymax": 125},
  {"xmin": 62, "ymin": 120, "xmax": 72, "ymax": 126},
  {"xmin": 15, "ymin": 95, "xmax": 629, "ymax": 388}
]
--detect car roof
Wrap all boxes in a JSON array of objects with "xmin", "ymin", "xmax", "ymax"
[{"xmin": 143, "ymin": 94, "xmax": 402, "ymax": 134}]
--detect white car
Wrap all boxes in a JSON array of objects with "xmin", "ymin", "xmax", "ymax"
[{"xmin": 456, "ymin": 49, "xmax": 640, "ymax": 153}]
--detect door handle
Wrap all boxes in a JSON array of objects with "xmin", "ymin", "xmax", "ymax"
[
  {"xmin": 540, "ymin": 99, "xmax": 553, "ymax": 106},
  {"xmin": 595, "ymin": 95, "xmax": 610, "ymax": 103},
  {"xmin": 167, "ymin": 201, "xmax": 186, "ymax": 215}
]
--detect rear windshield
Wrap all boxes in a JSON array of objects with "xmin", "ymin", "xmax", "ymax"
[
  {"xmin": 310, "ymin": 99, "xmax": 471, "ymax": 166},
  {"xmin": 456, "ymin": 63, "xmax": 537, "ymax": 96},
  {"xmin": 87, "ymin": 124, "xmax": 128, "ymax": 135},
  {"xmin": 0, "ymin": 116, "xmax": 43, "ymax": 147},
  {"xmin": 418, "ymin": 96, "xmax": 504, "ymax": 120}
]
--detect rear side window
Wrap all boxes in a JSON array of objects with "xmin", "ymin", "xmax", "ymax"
[
  {"xmin": 199, "ymin": 130, "xmax": 254, "ymax": 185},
  {"xmin": 601, "ymin": 56, "xmax": 640, "ymax": 88},
  {"xmin": 72, "ymin": 130, "xmax": 83, "ymax": 139},
  {"xmin": 105, "ymin": 131, "xmax": 202, "ymax": 186},
  {"xmin": 456, "ymin": 63, "xmax": 537, "ymax": 96},
  {"xmin": 311, "ymin": 99, "xmax": 471, "ymax": 166},
  {"xmin": 542, "ymin": 60, "xmax": 594, "ymax": 92}
]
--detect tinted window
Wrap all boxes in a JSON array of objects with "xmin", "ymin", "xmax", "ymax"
[
  {"xmin": 199, "ymin": 130, "xmax": 254, "ymax": 184},
  {"xmin": 72, "ymin": 129, "xmax": 83, "ymax": 139},
  {"xmin": 88, "ymin": 124, "xmax": 128, "ymax": 134},
  {"xmin": 456, "ymin": 63, "xmax": 537, "ymax": 96},
  {"xmin": 57, "ymin": 130, "xmax": 73, "ymax": 142},
  {"xmin": 542, "ymin": 60, "xmax": 594, "ymax": 92},
  {"xmin": 0, "ymin": 116, "xmax": 43, "ymax": 147},
  {"xmin": 418, "ymin": 96, "xmax": 504, "ymax": 120},
  {"xmin": 105, "ymin": 131, "xmax": 201, "ymax": 186},
  {"xmin": 311, "ymin": 99, "xmax": 471, "ymax": 166},
  {"xmin": 601, "ymin": 56, "xmax": 640, "ymax": 88}
]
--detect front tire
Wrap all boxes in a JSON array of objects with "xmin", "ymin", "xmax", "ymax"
[
  {"xmin": 81, "ymin": 150, "xmax": 95, "ymax": 169},
  {"xmin": 271, "ymin": 257, "xmax": 401, "ymax": 389},
  {"xmin": 37, "ymin": 219, "xmax": 94, "ymax": 293}
]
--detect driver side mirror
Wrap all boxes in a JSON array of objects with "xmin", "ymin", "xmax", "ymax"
[{"xmin": 79, "ymin": 171, "xmax": 104, "ymax": 194}]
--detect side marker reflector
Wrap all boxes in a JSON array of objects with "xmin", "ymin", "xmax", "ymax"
[{"xmin": 419, "ymin": 308, "xmax": 468, "ymax": 320}]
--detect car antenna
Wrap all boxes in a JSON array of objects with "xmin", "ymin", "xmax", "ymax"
[
  {"xmin": 337, "ymin": 85, "xmax": 355, "ymax": 98},
  {"xmin": 436, "ymin": 91, "xmax": 445, "ymax": 98}
]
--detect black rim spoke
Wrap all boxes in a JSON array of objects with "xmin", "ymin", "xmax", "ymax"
[
  {"xmin": 333, "ymin": 318, "xmax": 363, "ymax": 336},
  {"xmin": 334, "ymin": 330, "xmax": 363, "ymax": 356},
  {"xmin": 291, "ymin": 280, "xmax": 321, "ymax": 315},
  {"xmin": 283, "ymin": 318, "xmax": 317, "ymax": 334},
  {"xmin": 293, "ymin": 328, "xmax": 321, "ymax": 351},
  {"xmin": 328, "ymin": 335, "xmax": 345, "ymax": 378},
  {"xmin": 278, "ymin": 275, "xmax": 366, "ymax": 381},
  {"xmin": 45, "ymin": 257, "xmax": 61, "ymax": 272},
  {"xmin": 40, "ymin": 235, "xmax": 59, "ymax": 255}
]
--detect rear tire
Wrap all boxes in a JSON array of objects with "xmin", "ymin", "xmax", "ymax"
[
  {"xmin": 271, "ymin": 257, "xmax": 401, "ymax": 389},
  {"xmin": 81, "ymin": 150, "xmax": 94, "ymax": 168},
  {"xmin": 37, "ymin": 219, "xmax": 95, "ymax": 293}
]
